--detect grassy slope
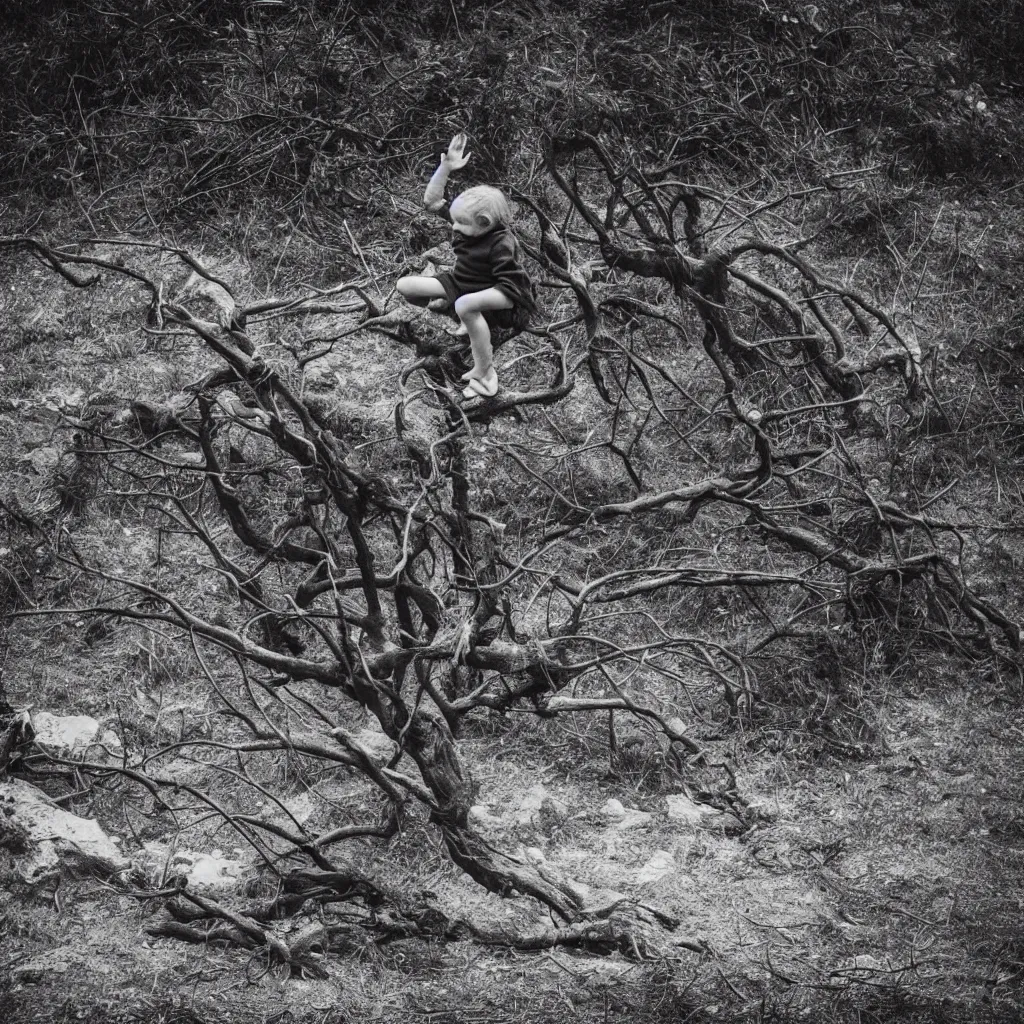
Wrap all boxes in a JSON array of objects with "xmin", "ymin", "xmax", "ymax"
[{"xmin": 2, "ymin": 1, "xmax": 1024, "ymax": 1021}]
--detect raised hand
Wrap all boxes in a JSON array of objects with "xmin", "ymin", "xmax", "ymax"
[{"xmin": 441, "ymin": 132, "xmax": 471, "ymax": 171}]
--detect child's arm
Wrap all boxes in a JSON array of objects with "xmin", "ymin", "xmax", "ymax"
[
  {"xmin": 488, "ymin": 235, "xmax": 538, "ymax": 314},
  {"xmin": 424, "ymin": 132, "xmax": 470, "ymax": 210}
]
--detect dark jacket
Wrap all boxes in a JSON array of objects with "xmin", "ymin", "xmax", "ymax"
[
  {"xmin": 452, "ymin": 227, "xmax": 537, "ymax": 313},
  {"xmin": 439, "ymin": 204, "xmax": 538, "ymax": 314}
]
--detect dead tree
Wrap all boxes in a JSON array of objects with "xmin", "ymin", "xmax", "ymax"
[{"xmin": 1, "ymin": 145, "xmax": 1019, "ymax": 967}]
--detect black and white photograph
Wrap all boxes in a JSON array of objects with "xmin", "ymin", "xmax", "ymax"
[{"xmin": 1, "ymin": 2, "xmax": 1022, "ymax": 1021}]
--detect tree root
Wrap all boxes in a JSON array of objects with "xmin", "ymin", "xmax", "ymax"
[
  {"xmin": 462, "ymin": 907, "xmax": 703, "ymax": 959},
  {"xmin": 142, "ymin": 871, "xmax": 697, "ymax": 970}
]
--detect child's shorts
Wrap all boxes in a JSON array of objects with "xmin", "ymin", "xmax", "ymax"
[{"xmin": 433, "ymin": 272, "xmax": 527, "ymax": 332}]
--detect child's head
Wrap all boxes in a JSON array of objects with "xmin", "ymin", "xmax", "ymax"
[{"xmin": 450, "ymin": 185, "xmax": 512, "ymax": 236}]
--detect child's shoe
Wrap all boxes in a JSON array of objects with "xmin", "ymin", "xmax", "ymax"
[{"xmin": 462, "ymin": 368, "xmax": 499, "ymax": 399}]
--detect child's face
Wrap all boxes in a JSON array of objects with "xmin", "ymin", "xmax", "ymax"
[{"xmin": 450, "ymin": 196, "xmax": 490, "ymax": 238}]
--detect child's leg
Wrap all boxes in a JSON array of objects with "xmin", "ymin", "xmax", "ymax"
[
  {"xmin": 396, "ymin": 275, "xmax": 448, "ymax": 306},
  {"xmin": 453, "ymin": 288, "xmax": 514, "ymax": 395}
]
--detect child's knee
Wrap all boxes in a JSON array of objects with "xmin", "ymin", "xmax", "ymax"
[
  {"xmin": 454, "ymin": 294, "xmax": 481, "ymax": 319},
  {"xmin": 396, "ymin": 276, "xmax": 419, "ymax": 296}
]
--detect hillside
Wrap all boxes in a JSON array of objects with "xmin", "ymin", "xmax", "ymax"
[{"xmin": 1, "ymin": 2, "xmax": 1023, "ymax": 1023}]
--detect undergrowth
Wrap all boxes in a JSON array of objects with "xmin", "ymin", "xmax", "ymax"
[
  {"xmin": 2, "ymin": 2, "xmax": 1024, "ymax": 1022},
  {"xmin": 4, "ymin": 0, "xmax": 1023, "ymax": 235}
]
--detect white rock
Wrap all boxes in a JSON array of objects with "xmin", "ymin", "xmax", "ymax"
[
  {"xmin": 614, "ymin": 809, "xmax": 653, "ymax": 831},
  {"xmin": 523, "ymin": 846, "xmax": 546, "ymax": 865},
  {"xmin": 186, "ymin": 851, "xmax": 244, "ymax": 890},
  {"xmin": 602, "ymin": 798, "xmax": 627, "ymax": 820},
  {"xmin": 516, "ymin": 784, "xmax": 567, "ymax": 826},
  {"xmin": 31, "ymin": 712, "xmax": 123, "ymax": 759},
  {"xmin": 0, "ymin": 778, "xmax": 130, "ymax": 883},
  {"xmin": 139, "ymin": 842, "xmax": 245, "ymax": 890},
  {"xmin": 469, "ymin": 804, "xmax": 502, "ymax": 828},
  {"xmin": 353, "ymin": 726, "xmax": 397, "ymax": 762},
  {"xmin": 581, "ymin": 888, "xmax": 628, "ymax": 916},
  {"xmin": 635, "ymin": 850, "xmax": 675, "ymax": 884},
  {"xmin": 841, "ymin": 954, "xmax": 884, "ymax": 974},
  {"xmin": 665, "ymin": 793, "xmax": 719, "ymax": 824}
]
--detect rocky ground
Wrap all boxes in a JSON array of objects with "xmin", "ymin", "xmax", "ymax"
[{"xmin": 2, "ymin": 670, "xmax": 1022, "ymax": 1022}]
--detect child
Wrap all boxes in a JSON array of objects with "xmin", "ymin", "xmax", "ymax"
[{"xmin": 397, "ymin": 133, "xmax": 537, "ymax": 399}]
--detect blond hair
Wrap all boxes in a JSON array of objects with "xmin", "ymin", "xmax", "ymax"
[{"xmin": 455, "ymin": 185, "xmax": 512, "ymax": 228}]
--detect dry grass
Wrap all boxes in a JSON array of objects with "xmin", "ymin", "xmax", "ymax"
[
  {"xmin": 3, "ymin": 270, "xmax": 1022, "ymax": 1014},
  {"xmin": 2, "ymin": 2, "xmax": 1024, "ymax": 1022}
]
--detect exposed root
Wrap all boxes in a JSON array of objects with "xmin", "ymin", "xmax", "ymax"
[{"xmin": 142, "ymin": 877, "xmax": 695, "ymax": 970}]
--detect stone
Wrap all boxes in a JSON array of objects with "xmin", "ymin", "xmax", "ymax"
[
  {"xmin": 665, "ymin": 793, "xmax": 720, "ymax": 824},
  {"xmin": 602, "ymin": 797, "xmax": 653, "ymax": 830},
  {"xmin": 515, "ymin": 784, "xmax": 568, "ymax": 826},
  {"xmin": 469, "ymin": 804, "xmax": 503, "ymax": 828},
  {"xmin": 581, "ymin": 888, "xmax": 628, "ymax": 916},
  {"xmin": 31, "ymin": 711, "xmax": 122, "ymax": 760},
  {"xmin": 0, "ymin": 778, "xmax": 130, "ymax": 883},
  {"xmin": 601, "ymin": 798, "xmax": 626, "ymax": 820},
  {"xmin": 635, "ymin": 850, "xmax": 675, "ymax": 884},
  {"xmin": 181, "ymin": 851, "xmax": 245, "ymax": 890},
  {"xmin": 353, "ymin": 725, "xmax": 397, "ymax": 762},
  {"xmin": 139, "ymin": 842, "xmax": 246, "ymax": 890},
  {"xmin": 615, "ymin": 810, "xmax": 653, "ymax": 830}
]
